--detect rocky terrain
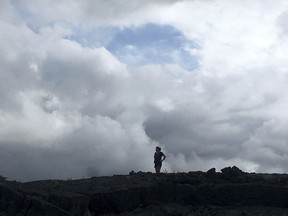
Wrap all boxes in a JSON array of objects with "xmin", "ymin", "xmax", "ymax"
[{"xmin": 1, "ymin": 166, "xmax": 288, "ymax": 216}]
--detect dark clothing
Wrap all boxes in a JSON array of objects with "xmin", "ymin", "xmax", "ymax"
[{"xmin": 154, "ymin": 152, "xmax": 165, "ymax": 167}]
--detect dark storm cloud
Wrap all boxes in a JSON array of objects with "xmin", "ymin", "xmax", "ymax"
[{"xmin": 144, "ymin": 107, "xmax": 266, "ymax": 160}]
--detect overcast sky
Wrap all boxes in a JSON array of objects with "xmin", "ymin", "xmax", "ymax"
[{"xmin": 1, "ymin": 0, "xmax": 288, "ymax": 181}]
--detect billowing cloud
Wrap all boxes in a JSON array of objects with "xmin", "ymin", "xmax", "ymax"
[{"xmin": 1, "ymin": 0, "xmax": 288, "ymax": 181}]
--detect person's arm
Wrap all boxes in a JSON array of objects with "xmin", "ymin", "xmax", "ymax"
[{"xmin": 161, "ymin": 153, "xmax": 166, "ymax": 162}]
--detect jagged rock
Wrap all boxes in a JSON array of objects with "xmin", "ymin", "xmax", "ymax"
[
  {"xmin": 129, "ymin": 170, "xmax": 135, "ymax": 175},
  {"xmin": 207, "ymin": 168, "xmax": 216, "ymax": 174},
  {"xmin": 221, "ymin": 166, "xmax": 244, "ymax": 177},
  {"xmin": 0, "ymin": 175, "xmax": 7, "ymax": 182},
  {"xmin": 2, "ymin": 168, "xmax": 288, "ymax": 215},
  {"xmin": 0, "ymin": 184, "xmax": 70, "ymax": 216}
]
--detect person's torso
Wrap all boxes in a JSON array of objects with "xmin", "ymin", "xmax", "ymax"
[{"xmin": 154, "ymin": 152, "xmax": 163, "ymax": 163}]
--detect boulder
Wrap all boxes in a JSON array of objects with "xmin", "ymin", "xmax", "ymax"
[
  {"xmin": 221, "ymin": 166, "xmax": 244, "ymax": 177},
  {"xmin": 207, "ymin": 168, "xmax": 216, "ymax": 175}
]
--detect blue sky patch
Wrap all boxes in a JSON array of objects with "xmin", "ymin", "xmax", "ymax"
[
  {"xmin": 106, "ymin": 24, "xmax": 199, "ymax": 70},
  {"xmin": 68, "ymin": 26, "xmax": 118, "ymax": 48},
  {"xmin": 69, "ymin": 24, "xmax": 199, "ymax": 70}
]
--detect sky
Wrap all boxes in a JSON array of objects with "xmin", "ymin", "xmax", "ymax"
[{"xmin": 1, "ymin": 0, "xmax": 288, "ymax": 181}]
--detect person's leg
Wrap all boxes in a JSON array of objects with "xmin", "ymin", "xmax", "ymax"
[{"xmin": 155, "ymin": 166, "xmax": 161, "ymax": 173}]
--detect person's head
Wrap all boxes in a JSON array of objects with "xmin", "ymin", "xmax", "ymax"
[{"xmin": 156, "ymin": 146, "xmax": 161, "ymax": 152}]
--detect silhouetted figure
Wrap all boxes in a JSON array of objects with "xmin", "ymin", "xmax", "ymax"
[{"xmin": 154, "ymin": 146, "xmax": 166, "ymax": 173}]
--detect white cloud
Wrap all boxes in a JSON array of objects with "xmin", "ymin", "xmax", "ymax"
[
  {"xmin": 0, "ymin": 0, "xmax": 18, "ymax": 22},
  {"xmin": 2, "ymin": 0, "xmax": 288, "ymax": 180}
]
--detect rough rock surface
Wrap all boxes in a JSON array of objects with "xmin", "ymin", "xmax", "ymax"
[{"xmin": 1, "ymin": 167, "xmax": 288, "ymax": 215}]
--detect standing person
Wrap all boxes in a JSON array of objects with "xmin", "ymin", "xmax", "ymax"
[{"xmin": 154, "ymin": 146, "xmax": 166, "ymax": 173}]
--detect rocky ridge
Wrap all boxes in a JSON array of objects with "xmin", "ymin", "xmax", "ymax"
[{"xmin": 1, "ymin": 166, "xmax": 288, "ymax": 215}]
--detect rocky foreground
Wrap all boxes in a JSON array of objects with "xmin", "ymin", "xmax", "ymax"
[{"xmin": 1, "ymin": 166, "xmax": 288, "ymax": 216}]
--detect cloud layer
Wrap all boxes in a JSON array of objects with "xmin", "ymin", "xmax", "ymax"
[{"xmin": 1, "ymin": 0, "xmax": 288, "ymax": 181}]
